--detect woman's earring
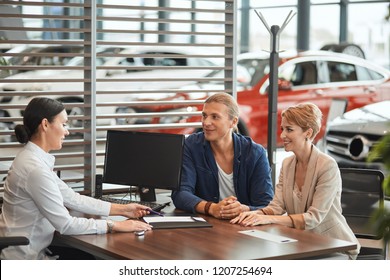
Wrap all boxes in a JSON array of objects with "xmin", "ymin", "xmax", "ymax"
[{"xmin": 305, "ymin": 137, "xmax": 308, "ymax": 142}]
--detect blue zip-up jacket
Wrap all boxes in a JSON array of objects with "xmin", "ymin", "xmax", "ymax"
[{"xmin": 172, "ymin": 132, "xmax": 274, "ymax": 213}]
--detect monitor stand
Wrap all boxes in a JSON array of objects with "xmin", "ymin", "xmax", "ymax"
[{"xmin": 138, "ymin": 187, "xmax": 156, "ymax": 202}]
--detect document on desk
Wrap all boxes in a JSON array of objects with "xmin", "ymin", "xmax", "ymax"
[
  {"xmin": 143, "ymin": 216, "xmax": 212, "ymax": 229},
  {"xmin": 239, "ymin": 229, "xmax": 297, "ymax": 243}
]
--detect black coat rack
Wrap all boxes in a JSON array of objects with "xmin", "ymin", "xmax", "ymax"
[{"xmin": 254, "ymin": 10, "xmax": 296, "ymax": 187}]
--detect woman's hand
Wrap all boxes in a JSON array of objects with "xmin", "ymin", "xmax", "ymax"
[
  {"xmin": 110, "ymin": 203, "xmax": 150, "ymax": 218},
  {"xmin": 230, "ymin": 210, "xmax": 270, "ymax": 226},
  {"xmin": 120, "ymin": 203, "xmax": 151, "ymax": 219},
  {"xmin": 112, "ymin": 219, "xmax": 153, "ymax": 233}
]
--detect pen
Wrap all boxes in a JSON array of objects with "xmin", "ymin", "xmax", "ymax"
[{"xmin": 147, "ymin": 208, "xmax": 164, "ymax": 217}]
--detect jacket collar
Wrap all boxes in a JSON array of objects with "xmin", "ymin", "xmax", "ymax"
[
  {"xmin": 202, "ymin": 132, "xmax": 241, "ymax": 179},
  {"xmin": 285, "ymin": 144, "xmax": 320, "ymax": 213}
]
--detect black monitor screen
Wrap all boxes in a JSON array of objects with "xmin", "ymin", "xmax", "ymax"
[{"xmin": 103, "ymin": 130, "xmax": 185, "ymax": 191}]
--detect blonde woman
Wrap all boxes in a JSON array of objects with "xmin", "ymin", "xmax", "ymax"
[{"xmin": 231, "ymin": 103, "xmax": 360, "ymax": 259}]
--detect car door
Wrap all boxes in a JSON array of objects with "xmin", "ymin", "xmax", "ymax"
[
  {"xmin": 318, "ymin": 60, "xmax": 385, "ymax": 122},
  {"xmin": 278, "ymin": 58, "xmax": 385, "ymax": 142}
]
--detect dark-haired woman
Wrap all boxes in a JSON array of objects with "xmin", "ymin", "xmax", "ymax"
[{"xmin": 0, "ymin": 97, "xmax": 152, "ymax": 260}]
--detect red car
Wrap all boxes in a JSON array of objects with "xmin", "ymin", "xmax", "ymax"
[{"xmin": 117, "ymin": 50, "xmax": 390, "ymax": 147}]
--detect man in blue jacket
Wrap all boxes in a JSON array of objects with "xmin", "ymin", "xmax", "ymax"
[{"xmin": 172, "ymin": 93, "xmax": 273, "ymax": 219}]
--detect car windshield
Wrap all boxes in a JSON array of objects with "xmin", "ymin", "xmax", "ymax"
[
  {"xmin": 203, "ymin": 59, "xmax": 268, "ymax": 87},
  {"xmin": 204, "ymin": 64, "xmax": 251, "ymax": 85},
  {"xmin": 65, "ymin": 47, "xmax": 125, "ymax": 66},
  {"xmin": 66, "ymin": 56, "xmax": 108, "ymax": 66},
  {"xmin": 6, "ymin": 45, "xmax": 84, "ymax": 66},
  {"xmin": 238, "ymin": 58, "xmax": 270, "ymax": 87}
]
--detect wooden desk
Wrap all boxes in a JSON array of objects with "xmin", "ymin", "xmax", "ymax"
[{"xmin": 55, "ymin": 196, "xmax": 357, "ymax": 260}]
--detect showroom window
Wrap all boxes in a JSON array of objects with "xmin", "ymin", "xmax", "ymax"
[{"xmin": 0, "ymin": 0, "xmax": 237, "ymax": 194}]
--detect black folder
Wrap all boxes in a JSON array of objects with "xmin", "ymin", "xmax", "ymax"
[{"xmin": 143, "ymin": 215, "xmax": 212, "ymax": 229}]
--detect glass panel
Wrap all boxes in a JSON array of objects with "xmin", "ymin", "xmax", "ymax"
[
  {"xmin": 248, "ymin": 6, "xmax": 298, "ymax": 51},
  {"xmin": 348, "ymin": 3, "xmax": 390, "ymax": 66},
  {"xmin": 0, "ymin": 1, "xmax": 235, "ymax": 193},
  {"xmin": 250, "ymin": 0, "xmax": 297, "ymax": 7},
  {"xmin": 311, "ymin": 4, "xmax": 340, "ymax": 50}
]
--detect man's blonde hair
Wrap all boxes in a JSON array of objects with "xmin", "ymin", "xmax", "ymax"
[{"xmin": 205, "ymin": 93, "xmax": 239, "ymax": 131}]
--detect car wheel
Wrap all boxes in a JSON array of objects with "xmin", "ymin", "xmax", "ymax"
[
  {"xmin": 335, "ymin": 43, "xmax": 365, "ymax": 59},
  {"xmin": 321, "ymin": 43, "xmax": 365, "ymax": 58},
  {"xmin": 320, "ymin": 44, "xmax": 339, "ymax": 52}
]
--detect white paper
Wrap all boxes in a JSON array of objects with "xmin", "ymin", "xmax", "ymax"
[
  {"xmin": 239, "ymin": 229, "xmax": 297, "ymax": 243},
  {"xmin": 191, "ymin": 217, "xmax": 207, "ymax": 222},
  {"xmin": 143, "ymin": 216, "xmax": 202, "ymax": 223}
]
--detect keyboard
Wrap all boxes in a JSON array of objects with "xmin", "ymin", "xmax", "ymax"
[{"xmin": 100, "ymin": 196, "xmax": 170, "ymax": 212}]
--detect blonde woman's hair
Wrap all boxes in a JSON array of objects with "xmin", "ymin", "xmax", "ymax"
[
  {"xmin": 204, "ymin": 93, "xmax": 239, "ymax": 131},
  {"xmin": 281, "ymin": 103, "xmax": 322, "ymax": 140}
]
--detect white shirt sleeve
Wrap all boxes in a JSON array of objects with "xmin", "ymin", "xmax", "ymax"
[
  {"xmin": 57, "ymin": 175, "xmax": 111, "ymax": 216},
  {"xmin": 27, "ymin": 167, "xmax": 109, "ymax": 235}
]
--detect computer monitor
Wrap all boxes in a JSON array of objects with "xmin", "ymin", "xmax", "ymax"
[{"xmin": 103, "ymin": 130, "xmax": 185, "ymax": 202}]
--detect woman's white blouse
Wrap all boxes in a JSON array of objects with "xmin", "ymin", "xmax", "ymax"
[{"xmin": 0, "ymin": 142, "xmax": 111, "ymax": 259}]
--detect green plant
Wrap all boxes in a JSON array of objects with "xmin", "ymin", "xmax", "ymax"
[
  {"xmin": 367, "ymin": 130, "xmax": 390, "ymax": 243},
  {"xmin": 368, "ymin": 132, "xmax": 390, "ymax": 196}
]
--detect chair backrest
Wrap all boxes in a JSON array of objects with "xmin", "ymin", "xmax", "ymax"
[{"xmin": 339, "ymin": 168, "xmax": 384, "ymax": 239}]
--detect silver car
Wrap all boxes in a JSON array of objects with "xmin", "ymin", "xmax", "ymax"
[
  {"xmin": 0, "ymin": 46, "xmax": 217, "ymax": 135},
  {"xmin": 323, "ymin": 101, "xmax": 390, "ymax": 173}
]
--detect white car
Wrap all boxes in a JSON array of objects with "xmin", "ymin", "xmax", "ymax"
[
  {"xmin": 0, "ymin": 46, "xmax": 218, "ymax": 135},
  {"xmin": 323, "ymin": 101, "xmax": 390, "ymax": 173},
  {"xmin": 0, "ymin": 44, "xmax": 89, "ymax": 78}
]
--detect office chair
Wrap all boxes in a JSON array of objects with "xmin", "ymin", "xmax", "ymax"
[{"xmin": 340, "ymin": 168, "xmax": 388, "ymax": 260}]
